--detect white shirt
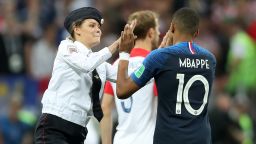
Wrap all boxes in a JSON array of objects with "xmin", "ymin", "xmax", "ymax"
[
  {"xmin": 41, "ymin": 39, "xmax": 117, "ymax": 127},
  {"xmin": 104, "ymin": 48, "xmax": 157, "ymax": 144}
]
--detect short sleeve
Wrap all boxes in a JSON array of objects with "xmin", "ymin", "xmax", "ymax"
[
  {"xmin": 153, "ymin": 82, "xmax": 158, "ymax": 96},
  {"xmin": 104, "ymin": 81, "xmax": 114, "ymax": 96},
  {"xmin": 130, "ymin": 50, "xmax": 160, "ymax": 87},
  {"xmin": 105, "ymin": 62, "xmax": 117, "ymax": 83}
]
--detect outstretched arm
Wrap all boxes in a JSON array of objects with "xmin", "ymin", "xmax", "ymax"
[
  {"xmin": 116, "ymin": 60, "xmax": 140, "ymax": 99},
  {"xmin": 59, "ymin": 37, "xmax": 119, "ymax": 73}
]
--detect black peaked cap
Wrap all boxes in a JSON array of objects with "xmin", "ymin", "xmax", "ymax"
[{"xmin": 64, "ymin": 7, "xmax": 103, "ymax": 33}]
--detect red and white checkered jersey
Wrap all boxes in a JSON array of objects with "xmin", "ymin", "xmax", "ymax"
[{"xmin": 104, "ymin": 48, "xmax": 158, "ymax": 144}]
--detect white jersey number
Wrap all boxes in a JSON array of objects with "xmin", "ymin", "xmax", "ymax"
[
  {"xmin": 175, "ymin": 74, "xmax": 209, "ymax": 115},
  {"xmin": 121, "ymin": 97, "xmax": 133, "ymax": 113}
]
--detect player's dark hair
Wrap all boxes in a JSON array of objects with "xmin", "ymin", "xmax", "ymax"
[
  {"xmin": 128, "ymin": 10, "xmax": 158, "ymax": 40},
  {"xmin": 172, "ymin": 7, "xmax": 199, "ymax": 36}
]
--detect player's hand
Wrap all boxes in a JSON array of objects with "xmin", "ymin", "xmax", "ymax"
[
  {"xmin": 129, "ymin": 19, "xmax": 137, "ymax": 33},
  {"xmin": 158, "ymin": 30, "xmax": 173, "ymax": 48},
  {"xmin": 119, "ymin": 20, "xmax": 137, "ymax": 53}
]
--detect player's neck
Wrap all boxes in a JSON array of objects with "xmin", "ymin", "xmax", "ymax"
[
  {"xmin": 134, "ymin": 39, "xmax": 152, "ymax": 51},
  {"xmin": 173, "ymin": 33, "xmax": 194, "ymax": 45}
]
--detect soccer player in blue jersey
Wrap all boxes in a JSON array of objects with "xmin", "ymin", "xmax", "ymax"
[{"xmin": 116, "ymin": 7, "xmax": 216, "ymax": 144}]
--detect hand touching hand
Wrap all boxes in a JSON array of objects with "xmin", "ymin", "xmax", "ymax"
[{"xmin": 119, "ymin": 20, "xmax": 137, "ymax": 53}]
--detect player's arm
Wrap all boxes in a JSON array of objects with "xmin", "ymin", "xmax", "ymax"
[
  {"xmin": 116, "ymin": 20, "xmax": 141, "ymax": 99},
  {"xmin": 100, "ymin": 82, "xmax": 115, "ymax": 144},
  {"xmin": 117, "ymin": 53, "xmax": 157, "ymax": 99},
  {"xmin": 116, "ymin": 60, "xmax": 141, "ymax": 99}
]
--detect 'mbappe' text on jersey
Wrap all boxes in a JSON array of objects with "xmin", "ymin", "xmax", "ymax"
[{"xmin": 179, "ymin": 58, "xmax": 210, "ymax": 69}]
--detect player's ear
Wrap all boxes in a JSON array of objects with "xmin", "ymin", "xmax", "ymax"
[{"xmin": 148, "ymin": 27, "xmax": 155, "ymax": 39}]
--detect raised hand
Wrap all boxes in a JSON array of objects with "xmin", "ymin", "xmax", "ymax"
[
  {"xmin": 119, "ymin": 20, "xmax": 137, "ymax": 53},
  {"xmin": 158, "ymin": 30, "xmax": 173, "ymax": 48},
  {"xmin": 129, "ymin": 19, "xmax": 137, "ymax": 33}
]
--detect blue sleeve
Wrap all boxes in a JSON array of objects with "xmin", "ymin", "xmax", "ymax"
[
  {"xmin": 211, "ymin": 53, "xmax": 217, "ymax": 77},
  {"xmin": 130, "ymin": 50, "xmax": 162, "ymax": 87}
]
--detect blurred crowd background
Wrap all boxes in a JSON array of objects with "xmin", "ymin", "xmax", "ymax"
[{"xmin": 0, "ymin": 0, "xmax": 256, "ymax": 144}]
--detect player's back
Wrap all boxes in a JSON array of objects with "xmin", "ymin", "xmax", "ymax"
[
  {"xmin": 111, "ymin": 48, "xmax": 157, "ymax": 144},
  {"xmin": 152, "ymin": 42, "xmax": 216, "ymax": 144}
]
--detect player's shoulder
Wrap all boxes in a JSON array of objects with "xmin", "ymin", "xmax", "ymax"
[
  {"xmin": 195, "ymin": 44, "xmax": 216, "ymax": 62},
  {"xmin": 142, "ymin": 47, "xmax": 177, "ymax": 68},
  {"xmin": 146, "ymin": 49, "xmax": 163, "ymax": 62},
  {"xmin": 158, "ymin": 45, "xmax": 180, "ymax": 52}
]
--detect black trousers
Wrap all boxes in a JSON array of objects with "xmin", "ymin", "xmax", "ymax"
[{"xmin": 34, "ymin": 113, "xmax": 88, "ymax": 144}]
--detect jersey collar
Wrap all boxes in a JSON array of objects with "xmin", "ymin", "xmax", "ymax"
[{"xmin": 130, "ymin": 48, "xmax": 150, "ymax": 58}]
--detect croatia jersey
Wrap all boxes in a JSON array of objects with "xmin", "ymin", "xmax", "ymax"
[
  {"xmin": 104, "ymin": 48, "xmax": 158, "ymax": 144},
  {"xmin": 131, "ymin": 42, "xmax": 216, "ymax": 144}
]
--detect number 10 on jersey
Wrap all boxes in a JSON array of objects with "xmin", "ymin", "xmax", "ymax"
[{"xmin": 175, "ymin": 73, "xmax": 209, "ymax": 116}]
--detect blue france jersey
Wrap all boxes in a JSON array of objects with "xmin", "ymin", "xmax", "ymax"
[{"xmin": 131, "ymin": 42, "xmax": 216, "ymax": 144}]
